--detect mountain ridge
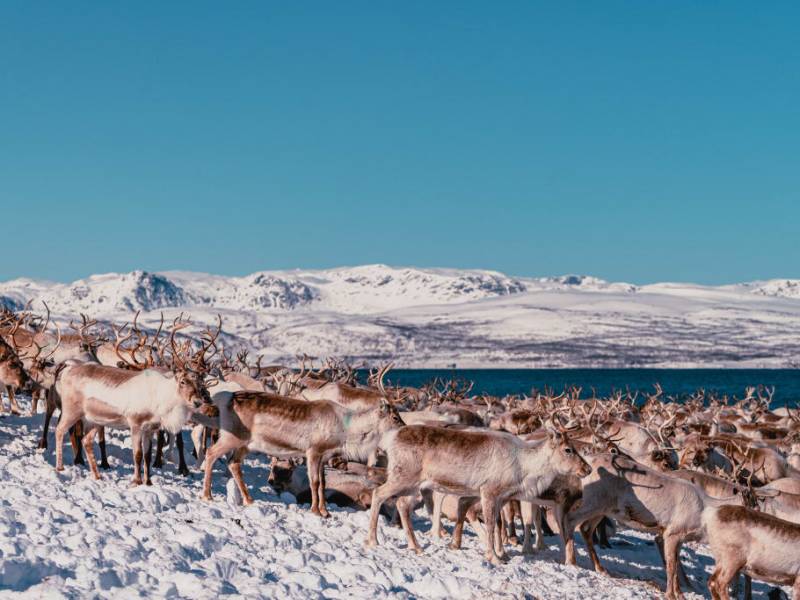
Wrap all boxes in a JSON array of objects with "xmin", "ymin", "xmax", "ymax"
[{"xmin": 1, "ymin": 265, "xmax": 798, "ymax": 368}]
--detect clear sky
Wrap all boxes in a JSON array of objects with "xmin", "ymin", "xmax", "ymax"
[{"xmin": 2, "ymin": 2, "xmax": 797, "ymax": 284}]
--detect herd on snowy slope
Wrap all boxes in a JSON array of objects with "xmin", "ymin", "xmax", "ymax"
[{"xmin": 0, "ymin": 305, "xmax": 799, "ymax": 600}]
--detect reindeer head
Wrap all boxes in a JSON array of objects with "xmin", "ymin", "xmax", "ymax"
[
  {"xmin": 377, "ymin": 397, "xmax": 406, "ymax": 432},
  {"xmin": 0, "ymin": 352, "xmax": 28, "ymax": 390},
  {"xmin": 678, "ymin": 436, "xmax": 713, "ymax": 470},
  {"xmin": 547, "ymin": 415, "xmax": 592, "ymax": 478}
]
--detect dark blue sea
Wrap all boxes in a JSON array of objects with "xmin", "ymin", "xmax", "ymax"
[{"xmin": 375, "ymin": 369, "xmax": 800, "ymax": 405}]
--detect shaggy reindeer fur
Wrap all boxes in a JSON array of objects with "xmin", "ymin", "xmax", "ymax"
[
  {"xmin": 199, "ymin": 390, "xmax": 404, "ymax": 517},
  {"xmin": 52, "ymin": 362, "xmax": 205, "ymax": 484},
  {"xmin": 703, "ymin": 505, "xmax": 800, "ymax": 599},
  {"xmin": 364, "ymin": 425, "xmax": 591, "ymax": 564}
]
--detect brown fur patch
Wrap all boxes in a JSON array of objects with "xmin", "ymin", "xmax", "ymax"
[
  {"xmin": 396, "ymin": 425, "xmax": 492, "ymax": 453},
  {"xmin": 233, "ymin": 390, "xmax": 332, "ymax": 422},
  {"xmin": 717, "ymin": 505, "xmax": 800, "ymax": 538},
  {"xmin": 79, "ymin": 363, "xmax": 140, "ymax": 387}
]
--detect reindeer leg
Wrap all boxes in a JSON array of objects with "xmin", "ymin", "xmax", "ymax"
[
  {"xmin": 39, "ymin": 388, "xmax": 57, "ymax": 450},
  {"xmin": 54, "ymin": 410, "xmax": 81, "ymax": 472},
  {"xmin": 480, "ymin": 489, "xmax": 503, "ymax": 565},
  {"xmin": 430, "ymin": 491, "xmax": 445, "ymax": 538},
  {"xmin": 70, "ymin": 421, "xmax": 85, "ymax": 465},
  {"xmin": 98, "ymin": 427, "xmax": 110, "ymax": 469},
  {"xmin": 317, "ymin": 455, "xmax": 329, "ymax": 516},
  {"xmin": 175, "ymin": 430, "xmax": 189, "ymax": 476},
  {"xmin": 449, "ymin": 498, "xmax": 471, "ymax": 550},
  {"xmin": 366, "ymin": 478, "xmax": 414, "ymax": 548},
  {"xmin": 519, "ymin": 500, "xmax": 541, "ymax": 554},
  {"xmin": 657, "ymin": 533, "xmax": 692, "ymax": 593},
  {"xmin": 397, "ymin": 495, "xmax": 422, "ymax": 554},
  {"xmin": 6, "ymin": 386, "xmax": 21, "ymax": 415},
  {"xmin": 153, "ymin": 430, "xmax": 166, "ymax": 468},
  {"xmin": 306, "ymin": 448, "xmax": 328, "ymax": 517},
  {"xmin": 708, "ymin": 560, "xmax": 741, "ymax": 600},
  {"xmin": 131, "ymin": 426, "xmax": 144, "ymax": 486},
  {"xmin": 81, "ymin": 424, "xmax": 102, "ymax": 480},
  {"xmin": 190, "ymin": 425, "xmax": 203, "ymax": 463},
  {"xmin": 502, "ymin": 502, "xmax": 519, "ymax": 546},
  {"xmin": 580, "ymin": 518, "xmax": 607, "ymax": 575},
  {"xmin": 142, "ymin": 430, "xmax": 153, "ymax": 486},
  {"xmin": 663, "ymin": 533, "xmax": 685, "ymax": 600},
  {"xmin": 201, "ymin": 434, "xmax": 241, "ymax": 501},
  {"xmin": 228, "ymin": 447, "xmax": 253, "ymax": 505},
  {"xmin": 31, "ymin": 388, "xmax": 40, "ymax": 416},
  {"xmin": 534, "ymin": 505, "xmax": 546, "ymax": 551}
]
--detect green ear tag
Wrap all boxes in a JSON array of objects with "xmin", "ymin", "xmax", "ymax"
[{"xmin": 343, "ymin": 412, "xmax": 352, "ymax": 430}]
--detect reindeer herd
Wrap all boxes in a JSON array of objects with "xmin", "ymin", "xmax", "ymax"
[{"xmin": 1, "ymin": 304, "xmax": 799, "ymax": 600}]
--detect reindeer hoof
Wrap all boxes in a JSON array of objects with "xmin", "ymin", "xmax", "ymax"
[
  {"xmin": 145, "ymin": 479, "xmax": 153, "ymax": 486},
  {"xmin": 100, "ymin": 462, "xmax": 111, "ymax": 471},
  {"xmin": 38, "ymin": 441, "xmax": 48, "ymax": 450},
  {"xmin": 363, "ymin": 539, "xmax": 378, "ymax": 550},
  {"xmin": 55, "ymin": 466, "xmax": 65, "ymax": 472},
  {"xmin": 179, "ymin": 467, "xmax": 190, "ymax": 477},
  {"xmin": 411, "ymin": 547, "xmax": 423, "ymax": 555},
  {"xmin": 201, "ymin": 494, "xmax": 213, "ymax": 502},
  {"xmin": 131, "ymin": 478, "xmax": 142, "ymax": 486}
]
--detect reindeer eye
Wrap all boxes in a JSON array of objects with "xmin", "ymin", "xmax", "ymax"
[{"xmin": 565, "ymin": 447, "xmax": 573, "ymax": 455}]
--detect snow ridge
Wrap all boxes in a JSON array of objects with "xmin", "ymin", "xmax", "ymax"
[{"xmin": 0, "ymin": 265, "xmax": 798, "ymax": 368}]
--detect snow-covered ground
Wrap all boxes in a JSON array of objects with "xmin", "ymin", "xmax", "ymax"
[
  {"xmin": 1, "ymin": 265, "xmax": 800, "ymax": 368},
  {"xmin": 0, "ymin": 395, "xmax": 788, "ymax": 599}
]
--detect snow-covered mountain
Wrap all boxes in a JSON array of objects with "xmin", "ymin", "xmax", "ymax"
[{"xmin": 1, "ymin": 265, "xmax": 798, "ymax": 368}]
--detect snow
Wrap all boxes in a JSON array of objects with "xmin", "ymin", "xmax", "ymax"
[
  {"xmin": 1, "ymin": 265, "xmax": 799, "ymax": 367},
  {"xmin": 1, "ymin": 395, "xmax": 791, "ymax": 598}
]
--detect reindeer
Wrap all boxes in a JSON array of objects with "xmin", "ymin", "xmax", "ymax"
[
  {"xmin": 0, "ymin": 335, "xmax": 28, "ymax": 414},
  {"xmin": 703, "ymin": 505, "xmax": 800, "ymax": 599},
  {"xmin": 299, "ymin": 362, "xmax": 394, "ymax": 410},
  {"xmin": 198, "ymin": 390, "xmax": 405, "ymax": 516},
  {"xmin": 364, "ymin": 421, "xmax": 591, "ymax": 564},
  {"xmin": 562, "ymin": 452, "xmax": 744, "ymax": 600},
  {"xmin": 50, "ymin": 321, "xmax": 209, "ymax": 485},
  {"xmin": 15, "ymin": 324, "xmax": 61, "ymax": 414}
]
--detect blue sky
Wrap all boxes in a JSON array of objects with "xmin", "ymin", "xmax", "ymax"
[{"xmin": 2, "ymin": 2, "xmax": 797, "ymax": 284}]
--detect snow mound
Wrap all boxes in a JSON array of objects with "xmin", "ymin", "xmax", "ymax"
[{"xmin": 744, "ymin": 279, "xmax": 800, "ymax": 299}]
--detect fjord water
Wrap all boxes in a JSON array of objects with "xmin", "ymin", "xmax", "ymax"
[{"xmin": 383, "ymin": 369, "xmax": 800, "ymax": 404}]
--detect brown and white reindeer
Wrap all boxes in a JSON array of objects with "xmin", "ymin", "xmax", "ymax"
[
  {"xmin": 0, "ymin": 333, "xmax": 29, "ymax": 414},
  {"xmin": 14, "ymin": 324, "xmax": 62, "ymax": 414},
  {"xmin": 703, "ymin": 505, "xmax": 800, "ymax": 599},
  {"xmin": 561, "ymin": 450, "xmax": 746, "ymax": 600},
  {"xmin": 198, "ymin": 389, "xmax": 405, "ymax": 516},
  {"xmin": 363, "ymin": 421, "xmax": 591, "ymax": 564},
  {"xmin": 49, "ymin": 320, "xmax": 210, "ymax": 485}
]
